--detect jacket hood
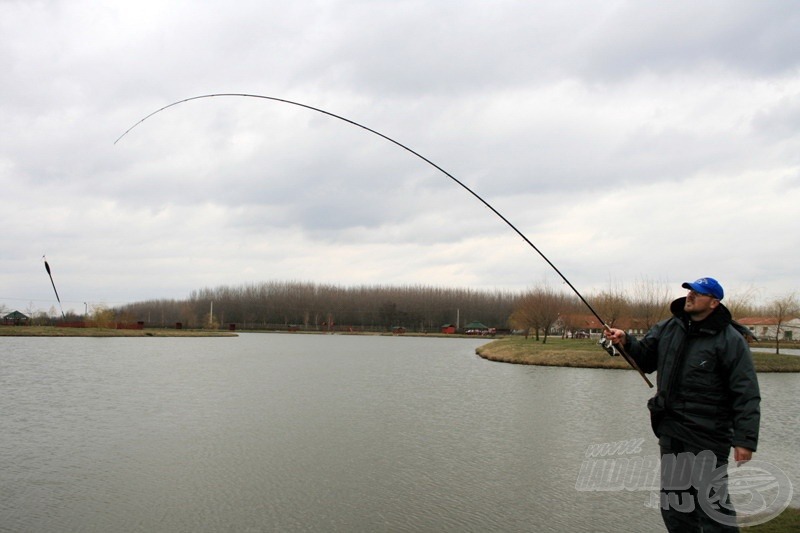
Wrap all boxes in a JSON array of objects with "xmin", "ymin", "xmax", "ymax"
[{"xmin": 670, "ymin": 296, "xmax": 732, "ymax": 334}]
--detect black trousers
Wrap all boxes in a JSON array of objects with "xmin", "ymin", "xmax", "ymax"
[{"xmin": 659, "ymin": 436, "xmax": 739, "ymax": 532}]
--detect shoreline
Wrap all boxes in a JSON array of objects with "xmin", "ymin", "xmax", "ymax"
[
  {"xmin": 476, "ymin": 337, "xmax": 800, "ymax": 373},
  {"xmin": 4, "ymin": 328, "xmax": 799, "ymax": 372},
  {"xmin": 0, "ymin": 326, "xmax": 237, "ymax": 337},
  {"xmin": 0, "ymin": 326, "xmax": 495, "ymax": 339}
]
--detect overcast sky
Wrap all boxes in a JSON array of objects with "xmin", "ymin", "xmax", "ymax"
[{"xmin": 1, "ymin": 0, "xmax": 798, "ymax": 315}]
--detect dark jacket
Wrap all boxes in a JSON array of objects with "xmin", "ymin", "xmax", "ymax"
[{"xmin": 625, "ymin": 298, "xmax": 760, "ymax": 456}]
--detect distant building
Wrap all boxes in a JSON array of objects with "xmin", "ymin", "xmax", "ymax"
[
  {"xmin": 464, "ymin": 321, "xmax": 495, "ymax": 336},
  {"xmin": 440, "ymin": 324, "xmax": 456, "ymax": 334},
  {"xmin": 2, "ymin": 310, "xmax": 30, "ymax": 326},
  {"xmin": 737, "ymin": 317, "xmax": 800, "ymax": 341},
  {"xmin": 558, "ymin": 314, "xmax": 652, "ymax": 338}
]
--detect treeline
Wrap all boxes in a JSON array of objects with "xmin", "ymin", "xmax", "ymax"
[
  {"xmin": 115, "ymin": 281, "xmax": 520, "ymax": 332},
  {"xmin": 111, "ymin": 279, "xmax": 794, "ymax": 333}
]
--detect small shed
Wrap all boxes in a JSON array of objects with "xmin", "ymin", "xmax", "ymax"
[
  {"xmin": 464, "ymin": 321, "xmax": 489, "ymax": 334},
  {"xmin": 440, "ymin": 324, "xmax": 456, "ymax": 334},
  {"xmin": 3, "ymin": 310, "xmax": 30, "ymax": 326}
]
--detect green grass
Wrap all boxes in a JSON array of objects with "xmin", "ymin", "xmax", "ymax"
[
  {"xmin": 477, "ymin": 337, "xmax": 800, "ymax": 372},
  {"xmin": 746, "ymin": 507, "xmax": 800, "ymax": 532}
]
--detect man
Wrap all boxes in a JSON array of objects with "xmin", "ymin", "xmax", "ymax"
[{"xmin": 604, "ymin": 277, "xmax": 760, "ymax": 532}]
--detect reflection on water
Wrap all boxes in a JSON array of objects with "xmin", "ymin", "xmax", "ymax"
[{"xmin": 1, "ymin": 334, "xmax": 796, "ymax": 532}]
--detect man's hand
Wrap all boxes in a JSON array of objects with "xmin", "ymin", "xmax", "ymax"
[
  {"xmin": 603, "ymin": 328, "xmax": 627, "ymax": 345},
  {"xmin": 734, "ymin": 446, "xmax": 753, "ymax": 465}
]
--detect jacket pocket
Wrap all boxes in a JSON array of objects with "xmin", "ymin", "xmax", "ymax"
[
  {"xmin": 682, "ymin": 349, "xmax": 720, "ymax": 390},
  {"xmin": 647, "ymin": 393, "xmax": 667, "ymax": 437}
]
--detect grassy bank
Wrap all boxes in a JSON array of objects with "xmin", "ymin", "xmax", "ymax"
[
  {"xmin": 748, "ymin": 507, "xmax": 800, "ymax": 532},
  {"xmin": 0, "ymin": 326, "xmax": 236, "ymax": 337},
  {"xmin": 476, "ymin": 337, "xmax": 800, "ymax": 372}
]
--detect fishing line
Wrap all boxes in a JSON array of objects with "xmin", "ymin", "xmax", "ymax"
[
  {"xmin": 43, "ymin": 255, "xmax": 66, "ymax": 319},
  {"xmin": 115, "ymin": 93, "xmax": 652, "ymax": 387}
]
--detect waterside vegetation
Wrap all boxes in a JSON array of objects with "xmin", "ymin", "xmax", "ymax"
[
  {"xmin": 476, "ymin": 337, "xmax": 800, "ymax": 372},
  {"xmin": 7, "ymin": 281, "xmax": 796, "ymax": 349},
  {"xmin": 747, "ymin": 507, "xmax": 800, "ymax": 532}
]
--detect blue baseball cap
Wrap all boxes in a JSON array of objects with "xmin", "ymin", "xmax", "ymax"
[{"xmin": 682, "ymin": 277, "xmax": 724, "ymax": 300}]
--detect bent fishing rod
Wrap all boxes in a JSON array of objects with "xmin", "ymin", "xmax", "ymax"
[
  {"xmin": 115, "ymin": 93, "xmax": 652, "ymax": 387},
  {"xmin": 43, "ymin": 255, "xmax": 66, "ymax": 320}
]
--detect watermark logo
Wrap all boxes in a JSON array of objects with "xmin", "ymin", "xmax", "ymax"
[
  {"xmin": 576, "ymin": 439, "xmax": 793, "ymax": 527},
  {"xmin": 699, "ymin": 459, "xmax": 793, "ymax": 527}
]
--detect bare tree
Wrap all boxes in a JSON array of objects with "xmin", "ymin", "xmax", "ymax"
[
  {"xmin": 509, "ymin": 297, "xmax": 537, "ymax": 339},
  {"xmin": 510, "ymin": 286, "xmax": 569, "ymax": 343},
  {"xmin": 91, "ymin": 305, "xmax": 116, "ymax": 328},
  {"xmin": 117, "ymin": 281, "xmax": 518, "ymax": 332},
  {"xmin": 25, "ymin": 301, "xmax": 38, "ymax": 320},
  {"xmin": 768, "ymin": 293, "xmax": 799, "ymax": 355},
  {"xmin": 629, "ymin": 277, "xmax": 672, "ymax": 332},
  {"xmin": 725, "ymin": 285, "xmax": 763, "ymax": 320},
  {"xmin": 590, "ymin": 287, "xmax": 630, "ymax": 328}
]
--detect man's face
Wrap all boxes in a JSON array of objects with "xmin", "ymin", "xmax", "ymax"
[{"xmin": 684, "ymin": 289, "xmax": 719, "ymax": 319}]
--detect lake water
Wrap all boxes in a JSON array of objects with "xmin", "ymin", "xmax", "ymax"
[
  {"xmin": 1, "ymin": 334, "xmax": 797, "ymax": 532},
  {"xmin": 752, "ymin": 347, "xmax": 800, "ymax": 356}
]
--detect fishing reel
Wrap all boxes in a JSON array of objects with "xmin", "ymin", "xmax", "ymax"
[
  {"xmin": 598, "ymin": 337, "xmax": 621, "ymax": 357},
  {"xmin": 600, "ymin": 334, "xmax": 654, "ymax": 388}
]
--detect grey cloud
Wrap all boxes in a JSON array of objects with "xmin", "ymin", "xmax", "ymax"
[
  {"xmin": 2, "ymin": 0, "xmax": 798, "ymax": 307},
  {"xmin": 752, "ymin": 94, "xmax": 800, "ymax": 147},
  {"xmin": 577, "ymin": 1, "xmax": 800, "ymax": 80}
]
